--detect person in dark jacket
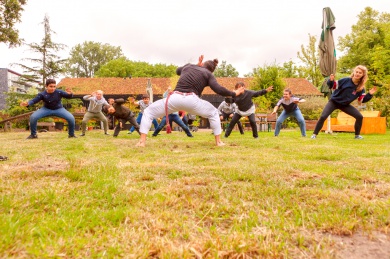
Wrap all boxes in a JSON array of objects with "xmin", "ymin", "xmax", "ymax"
[
  {"xmin": 103, "ymin": 98, "xmax": 140, "ymax": 137},
  {"xmin": 311, "ymin": 65, "xmax": 378, "ymax": 139},
  {"xmin": 224, "ymin": 82, "xmax": 273, "ymax": 139},
  {"xmin": 135, "ymin": 56, "xmax": 244, "ymax": 147},
  {"xmin": 20, "ymin": 79, "xmax": 76, "ymax": 139}
]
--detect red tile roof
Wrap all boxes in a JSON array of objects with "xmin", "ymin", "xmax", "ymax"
[
  {"xmin": 283, "ymin": 78, "xmax": 322, "ymax": 96},
  {"xmin": 57, "ymin": 77, "xmax": 321, "ymax": 96}
]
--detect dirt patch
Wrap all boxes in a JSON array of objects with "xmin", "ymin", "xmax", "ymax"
[{"xmin": 330, "ymin": 231, "xmax": 390, "ymax": 259}]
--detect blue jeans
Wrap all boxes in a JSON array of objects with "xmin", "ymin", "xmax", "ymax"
[
  {"xmin": 153, "ymin": 114, "xmax": 192, "ymax": 136},
  {"xmin": 275, "ymin": 108, "xmax": 306, "ymax": 136},
  {"xmin": 130, "ymin": 113, "xmax": 158, "ymax": 132},
  {"xmin": 30, "ymin": 107, "xmax": 75, "ymax": 136}
]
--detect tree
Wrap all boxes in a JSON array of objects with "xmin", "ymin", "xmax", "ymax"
[
  {"xmin": 95, "ymin": 57, "xmax": 177, "ymax": 78},
  {"xmin": 297, "ymin": 34, "xmax": 323, "ymax": 88},
  {"xmin": 337, "ymin": 7, "xmax": 390, "ymax": 119},
  {"xmin": 15, "ymin": 14, "xmax": 66, "ymax": 86},
  {"xmin": 66, "ymin": 41, "xmax": 124, "ymax": 78},
  {"xmin": 279, "ymin": 60, "xmax": 299, "ymax": 78},
  {"xmin": 250, "ymin": 63, "xmax": 286, "ymax": 111},
  {"xmin": 0, "ymin": 0, "xmax": 26, "ymax": 47},
  {"xmin": 213, "ymin": 60, "xmax": 239, "ymax": 77}
]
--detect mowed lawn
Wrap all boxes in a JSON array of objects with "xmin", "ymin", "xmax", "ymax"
[{"xmin": 0, "ymin": 129, "xmax": 389, "ymax": 258}]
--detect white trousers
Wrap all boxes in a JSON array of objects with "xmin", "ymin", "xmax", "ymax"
[{"xmin": 140, "ymin": 93, "xmax": 221, "ymax": 135}]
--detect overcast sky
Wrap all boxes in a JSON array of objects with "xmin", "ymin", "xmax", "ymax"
[{"xmin": 1, "ymin": 0, "xmax": 389, "ymax": 78}]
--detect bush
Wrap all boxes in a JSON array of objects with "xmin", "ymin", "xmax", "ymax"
[{"xmin": 299, "ymin": 96, "xmax": 328, "ymax": 120}]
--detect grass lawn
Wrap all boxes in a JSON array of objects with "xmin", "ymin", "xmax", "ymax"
[{"xmin": 0, "ymin": 129, "xmax": 389, "ymax": 258}]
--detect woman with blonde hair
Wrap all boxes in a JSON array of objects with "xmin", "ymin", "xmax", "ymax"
[{"xmin": 311, "ymin": 65, "xmax": 377, "ymax": 139}]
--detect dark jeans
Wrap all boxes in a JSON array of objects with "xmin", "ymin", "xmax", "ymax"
[
  {"xmin": 114, "ymin": 113, "xmax": 140, "ymax": 136},
  {"xmin": 221, "ymin": 112, "xmax": 244, "ymax": 134},
  {"xmin": 313, "ymin": 99, "xmax": 363, "ymax": 135},
  {"xmin": 153, "ymin": 114, "xmax": 192, "ymax": 136},
  {"xmin": 225, "ymin": 113, "xmax": 257, "ymax": 138}
]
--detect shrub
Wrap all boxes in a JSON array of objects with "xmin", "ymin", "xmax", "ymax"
[{"xmin": 299, "ymin": 96, "xmax": 328, "ymax": 120}]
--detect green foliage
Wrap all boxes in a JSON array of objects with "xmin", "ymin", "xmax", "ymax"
[
  {"xmin": 0, "ymin": 0, "xmax": 26, "ymax": 47},
  {"xmin": 213, "ymin": 60, "xmax": 239, "ymax": 77},
  {"xmin": 250, "ymin": 63, "xmax": 286, "ymax": 111},
  {"xmin": 337, "ymin": 7, "xmax": 390, "ymax": 118},
  {"xmin": 298, "ymin": 96, "xmax": 329, "ymax": 120},
  {"xmin": 14, "ymin": 14, "xmax": 66, "ymax": 86},
  {"xmin": 95, "ymin": 57, "xmax": 177, "ymax": 78},
  {"xmin": 279, "ymin": 60, "xmax": 299, "ymax": 78},
  {"xmin": 297, "ymin": 34, "xmax": 323, "ymax": 88},
  {"xmin": 66, "ymin": 41, "xmax": 124, "ymax": 78}
]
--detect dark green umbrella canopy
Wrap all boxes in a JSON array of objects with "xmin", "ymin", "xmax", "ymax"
[{"xmin": 319, "ymin": 7, "xmax": 337, "ymax": 78}]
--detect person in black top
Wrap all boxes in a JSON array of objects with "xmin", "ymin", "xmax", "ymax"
[
  {"xmin": 224, "ymin": 82, "xmax": 273, "ymax": 139},
  {"xmin": 311, "ymin": 65, "xmax": 377, "ymax": 139},
  {"xmin": 271, "ymin": 88, "xmax": 306, "ymax": 137},
  {"xmin": 136, "ymin": 56, "xmax": 244, "ymax": 147}
]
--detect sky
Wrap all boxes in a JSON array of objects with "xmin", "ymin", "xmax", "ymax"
[{"xmin": 1, "ymin": 0, "xmax": 389, "ymax": 78}]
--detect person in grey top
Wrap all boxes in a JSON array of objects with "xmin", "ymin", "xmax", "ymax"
[
  {"xmin": 129, "ymin": 94, "xmax": 159, "ymax": 133},
  {"xmin": 218, "ymin": 97, "xmax": 244, "ymax": 134},
  {"xmin": 80, "ymin": 90, "xmax": 109, "ymax": 136}
]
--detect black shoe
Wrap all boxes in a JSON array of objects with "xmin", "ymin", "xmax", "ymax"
[
  {"xmin": 68, "ymin": 135, "xmax": 77, "ymax": 138},
  {"xmin": 187, "ymin": 135, "xmax": 193, "ymax": 137},
  {"xmin": 80, "ymin": 133, "xmax": 85, "ymax": 136},
  {"xmin": 26, "ymin": 135, "xmax": 38, "ymax": 139},
  {"xmin": 152, "ymin": 134, "xmax": 157, "ymax": 137}
]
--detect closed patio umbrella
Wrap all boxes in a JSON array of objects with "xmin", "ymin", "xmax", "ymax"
[
  {"xmin": 319, "ymin": 7, "xmax": 336, "ymax": 78},
  {"xmin": 319, "ymin": 7, "xmax": 337, "ymax": 133}
]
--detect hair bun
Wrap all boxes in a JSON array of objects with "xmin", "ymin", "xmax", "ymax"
[{"xmin": 213, "ymin": 59, "xmax": 219, "ymax": 66}]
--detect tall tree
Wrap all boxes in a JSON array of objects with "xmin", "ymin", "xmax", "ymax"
[
  {"xmin": 0, "ymin": 0, "xmax": 26, "ymax": 47},
  {"xmin": 279, "ymin": 60, "xmax": 299, "ymax": 78},
  {"xmin": 15, "ymin": 14, "xmax": 66, "ymax": 86},
  {"xmin": 297, "ymin": 34, "xmax": 323, "ymax": 88},
  {"xmin": 95, "ymin": 57, "xmax": 177, "ymax": 78},
  {"xmin": 338, "ymin": 7, "xmax": 390, "ymax": 119},
  {"xmin": 213, "ymin": 60, "xmax": 239, "ymax": 77},
  {"xmin": 66, "ymin": 41, "xmax": 124, "ymax": 78},
  {"xmin": 250, "ymin": 63, "xmax": 286, "ymax": 111}
]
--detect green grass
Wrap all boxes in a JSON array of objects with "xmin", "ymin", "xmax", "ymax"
[{"xmin": 0, "ymin": 129, "xmax": 389, "ymax": 258}]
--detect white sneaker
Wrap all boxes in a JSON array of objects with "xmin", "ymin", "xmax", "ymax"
[
  {"xmin": 354, "ymin": 135, "xmax": 363, "ymax": 139},
  {"xmin": 310, "ymin": 135, "xmax": 316, "ymax": 139}
]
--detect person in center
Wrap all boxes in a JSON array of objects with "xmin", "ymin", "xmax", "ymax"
[
  {"xmin": 224, "ymin": 82, "xmax": 273, "ymax": 139},
  {"xmin": 136, "ymin": 56, "xmax": 244, "ymax": 147}
]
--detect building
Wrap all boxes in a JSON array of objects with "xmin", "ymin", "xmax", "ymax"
[{"xmin": 0, "ymin": 68, "xmax": 40, "ymax": 110}]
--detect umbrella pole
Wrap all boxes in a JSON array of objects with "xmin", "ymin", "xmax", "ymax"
[{"xmin": 325, "ymin": 115, "xmax": 332, "ymax": 134}]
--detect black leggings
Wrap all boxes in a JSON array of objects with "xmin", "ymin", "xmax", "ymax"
[
  {"xmin": 225, "ymin": 113, "xmax": 257, "ymax": 138},
  {"xmin": 313, "ymin": 100, "xmax": 363, "ymax": 135}
]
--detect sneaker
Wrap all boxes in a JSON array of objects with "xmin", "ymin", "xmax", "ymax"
[
  {"xmin": 310, "ymin": 134, "xmax": 316, "ymax": 139},
  {"xmin": 26, "ymin": 135, "xmax": 38, "ymax": 139},
  {"xmin": 68, "ymin": 135, "xmax": 77, "ymax": 138},
  {"xmin": 80, "ymin": 133, "xmax": 85, "ymax": 136},
  {"xmin": 127, "ymin": 132, "xmax": 133, "ymax": 134},
  {"xmin": 187, "ymin": 135, "xmax": 194, "ymax": 137},
  {"xmin": 104, "ymin": 133, "xmax": 110, "ymax": 135},
  {"xmin": 355, "ymin": 135, "xmax": 364, "ymax": 139}
]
